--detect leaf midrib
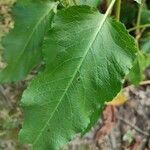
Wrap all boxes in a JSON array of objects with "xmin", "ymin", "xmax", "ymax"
[{"xmin": 33, "ymin": 11, "xmax": 108, "ymax": 146}]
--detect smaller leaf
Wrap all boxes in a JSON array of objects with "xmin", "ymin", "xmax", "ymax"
[
  {"xmin": 77, "ymin": 0, "xmax": 101, "ymax": 7},
  {"xmin": 61, "ymin": 0, "xmax": 101, "ymax": 7},
  {"xmin": 139, "ymin": 31, "xmax": 150, "ymax": 67},
  {"xmin": 105, "ymin": 91, "xmax": 127, "ymax": 106},
  {"xmin": 123, "ymin": 130, "xmax": 134, "ymax": 144},
  {"xmin": 127, "ymin": 52, "xmax": 148, "ymax": 85},
  {"xmin": 145, "ymin": 54, "xmax": 150, "ymax": 66},
  {"xmin": 140, "ymin": 32, "xmax": 150, "ymax": 53},
  {"xmin": 141, "ymin": 7, "xmax": 150, "ymax": 24},
  {"xmin": 0, "ymin": 0, "xmax": 57, "ymax": 82},
  {"xmin": 134, "ymin": 0, "xmax": 142, "ymax": 4},
  {"xmin": 120, "ymin": 2, "xmax": 137, "ymax": 25}
]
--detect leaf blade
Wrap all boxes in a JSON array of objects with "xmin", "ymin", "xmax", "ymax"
[
  {"xmin": 134, "ymin": 0, "xmax": 142, "ymax": 4},
  {"xmin": 20, "ymin": 6, "xmax": 137, "ymax": 150},
  {"xmin": 0, "ymin": 0, "xmax": 57, "ymax": 82},
  {"xmin": 62, "ymin": 0, "xmax": 101, "ymax": 7}
]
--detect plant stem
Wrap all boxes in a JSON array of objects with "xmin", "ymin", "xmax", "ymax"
[
  {"xmin": 128, "ymin": 24, "xmax": 150, "ymax": 32},
  {"xmin": 106, "ymin": 0, "xmax": 113, "ymax": 15},
  {"xmin": 136, "ymin": 0, "xmax": 145, "ymax": 39},
  {"xmin": 115, "ymin": 0, "xmax": 121, "ymax": 21},
  {"xmin": 134, "ymin": 0, "xmax": 145, "ymax": 51},
  {"xmin": 136, "ymin": 0, "xmax": 145, "ymax": 34},
  {"xmin": 97, "ymin": 0, "xmax": 116, "ymax": 33},
  {"xmin": 105, "ymin": 0, "xmax": 116, "ymax": 17}
]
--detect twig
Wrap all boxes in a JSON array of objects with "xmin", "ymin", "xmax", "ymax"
[
  {"xmin": 140, "ymin": 126, "xmax": 150, "ymax": 149},
  {"xmin": 140, "ymin": 137, "xmax": 149, "ymax": 149},
  {"xmin": 0, "ymin": 85, "xmax": 12, "ymax": 108},
  {"xmin": 109, "ymin": 129, "xmax": 117, "ymax": 150},
  {"xmin": 0, "ymin": 131, "xmax": 6, "ymax": 137},
  {"xmin": 124, "ymin": 80, "xmax": 150, "ymax": 90},
  {"xmin": 128, "ymin": 24, "xmax": 150, "ymax": 32},
  {"xmin": 140, "ymin": 80, "xmax": 150, "ymax": 85},
  {"xmin": 118, "ymin": 116, "xmax": 149, "ymax": 137}
]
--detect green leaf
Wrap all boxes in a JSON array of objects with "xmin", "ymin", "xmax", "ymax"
[
  {"xmin": 141, "ymin": 7, "xmax": 150, "ymax": 24},
  {"xmin": 140, "ymin": 32, "xmax": 150, "ymax": 69},
  {"xmin": 129, "ymin": 30, "xmax": 150, "ymax": 85},
  {"xmin": 134, "ymin": 0, "xmax": 141, "ymax": 4},
  {"xmin": 127, "ymin": 52, "xmax": 148, "ymax": 85},
  {"xmin": 0, "ymin": 0, "xmax": 57, "ymax": 82},
  {"xmin": 76, "ymin": 0, "xmax": 100, "ymax": 7},
  {"xmin": 140, "ymin": 32, "xmax": 150, "ymax": 53},
  {"xmin": 61, "ymin": 0, "xmax": 101, "ymax": 7},
  {"xmin": 19, "ymin": 6, "xmax": 137, "ymax": 150},
  {"xmin": 146, "ymin": 54, "xmax": 150, "ymax": 66},
  {"xmin": 120, "ymin": 2, "xmax": 137, "ymax": 25}
]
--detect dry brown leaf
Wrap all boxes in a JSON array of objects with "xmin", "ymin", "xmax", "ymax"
[
  {"xmin": 105, "ymin": 91, "xmax": 127, "ymax": 106},
  {"xmin": 95, "ymin": 105, "xmax": 117, "ymax": 140}
]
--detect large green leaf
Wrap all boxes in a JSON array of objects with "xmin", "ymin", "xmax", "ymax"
[
  {"xmin": 0, "ymin": 0, "xmax": 57, "ymax": 82},
  {"xmin": 19, "ymin": 6, "xmax": 137, "ymax": 150}
]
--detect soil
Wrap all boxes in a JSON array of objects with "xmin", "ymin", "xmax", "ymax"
[{"xmin": 0, "ymin": 80, "xmax": 150, "ymax": 150}]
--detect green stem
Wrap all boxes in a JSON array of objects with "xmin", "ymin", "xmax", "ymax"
[
  {"xmin": 136, "ymin": 0, "xmax": 145, "ymax": 35},
  {"xmin": 115, "ymin": 0, "xmax": 121, "ymax": 21},
  {"xmin": 105, "ymin": 0, "xmax": 116, "ymax": 17},
  {"xmin": 135, "ymin": 0, "xmax": 145, "ymax": 50},
  {"xmin": 106, "ymin": 0, "xmax": 113, "ymax": 15},
  {"xmin": 128, "ymin": 24, "xmax": 150, "ymax": 32},
  {"xmin": 97, "ymin": 0, "xmax": 116, "ymax": 31}
]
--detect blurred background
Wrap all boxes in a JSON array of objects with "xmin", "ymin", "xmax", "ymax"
[{"xmin": 0, "ymin": 0, "xmax": 150, "ymax": 149}]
